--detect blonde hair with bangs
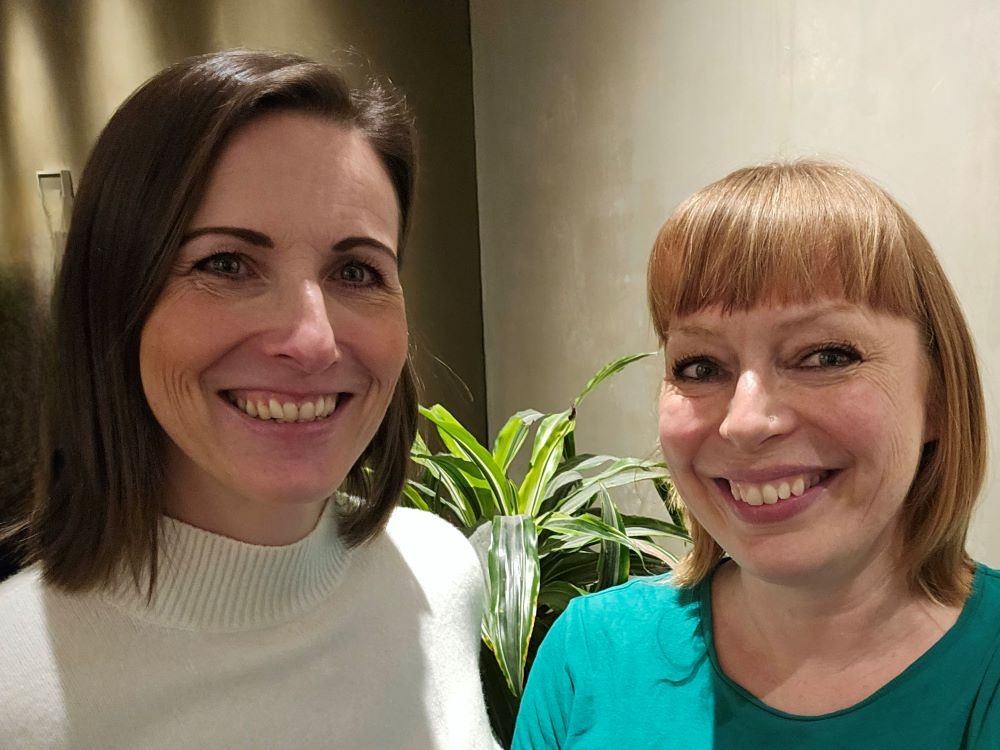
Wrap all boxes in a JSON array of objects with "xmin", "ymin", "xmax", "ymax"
[{"xmin": 648, "ymin": 160, "xmax": 986, "ymax": 605}]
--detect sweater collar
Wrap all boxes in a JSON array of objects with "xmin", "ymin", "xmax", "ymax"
[{"xmin": 103, "ymin": 505, "xmax": 351, "ymax": 631}]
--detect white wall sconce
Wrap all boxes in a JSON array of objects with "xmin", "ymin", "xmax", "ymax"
[{"xmin": 36, "ymin": 169, "xmax": 75, "ymax": 260}]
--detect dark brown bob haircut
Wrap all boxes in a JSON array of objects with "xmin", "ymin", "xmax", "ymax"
[
  {"xmin": 24, "ymin": 49, "xmax": 419, "ymax": 593},
  {"xmin": 648, "ymin": 160, "xmax": 986, "ymax": 606}
]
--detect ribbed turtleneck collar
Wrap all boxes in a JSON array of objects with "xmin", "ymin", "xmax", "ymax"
[{"xmin": 102, "ymin": 507, "xmax": 351, "ymax": 632}]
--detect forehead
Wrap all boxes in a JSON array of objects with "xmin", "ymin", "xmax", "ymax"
[{"xmin": 190, "ymin": 111, "xmax": 400, "ymax": 246}]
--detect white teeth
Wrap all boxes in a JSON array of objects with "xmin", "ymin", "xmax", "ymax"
[
  {"xmin": 299, "ymin": 401, "xmax": 316, "ymax": 421},
  {"xmin": 729, "ymin": 472, "xmax": 828, "ymax": 506},
  {"xmin": 317, "ymin": 394, "xmax": 337, "ymax": 418},
  {"xmin": 227, "ymin": 392, "xmax": 339, "ymax": 423}
]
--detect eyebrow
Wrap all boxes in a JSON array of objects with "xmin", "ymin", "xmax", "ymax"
[
  {"xmin": 182, "ymin": 226, "xmax": 272, "ymax": 247},
  {"xmin": 180, "ymin": 226, "xmax": 399, "ymax": 264},
  {"xmin": 669, "ymin": 303, "xmax": 861, "ymax": 339}
]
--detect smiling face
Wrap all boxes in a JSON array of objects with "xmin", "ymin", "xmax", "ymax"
[
  {"xmin": 139, "ymin": 111, "xmax": 406, "ymax": 543},
  {"xmin": 658, "ymin": 301, "xmax": 934, "ymax": 588}
]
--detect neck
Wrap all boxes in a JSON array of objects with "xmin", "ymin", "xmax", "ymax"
[
  {"xmin": 163, "ymin": 473, "xmax": 328, "ymax": 546},
  {"xmin": 713, "ymin": 553, "xmax": 962, "ymax": 686},
  {"xmin": 725, "ymin": 562, "xmax": 910, "ymax": 649}
]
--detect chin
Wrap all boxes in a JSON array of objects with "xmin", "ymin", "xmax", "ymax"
[
  {"xmin": 238, "ymin": 475, "xmax": 345, "ymax": 508},
  {"xmin": 729, "ymin": 543, "xmax": 833, "ymax": 585}
]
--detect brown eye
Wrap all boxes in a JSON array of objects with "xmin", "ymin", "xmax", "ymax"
[
  {"xmin": 196, "ymin": 253, "xmax": 244, "ymax": 277},
  {"xmin": 338, "ymin": 261, "xmax": 381, "ymax": 286}
]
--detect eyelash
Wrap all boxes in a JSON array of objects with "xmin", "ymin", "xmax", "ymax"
[
  {"xmin": 193, "ymin": 252, "xmax": 248, "ymax": 277},
  {"xmin": 336, "ymin": 259, "xmax": 386, "ymax": 287},
  {"xmin": 191, "ymin": 252, "xmax": 387, "ymax": 287},
  {"xmin": 671, "ymin": 356, "xmax": 721, "ymax": 383},
  {"xmin": 798, "ymin": 342, "xmax": 862, "ymax": 368},
  {"xmin": 670, "ymin": 342, "xmax": 862, "ymax": 383}
]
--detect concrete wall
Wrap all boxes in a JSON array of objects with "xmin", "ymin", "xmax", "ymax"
[
  {"xmin": 0, "ymin": 0, "xmax": 487, "ymax": 436},
  {"xmin": 471, "ymin": 0, "xmax": 1000, "ymax": 563}
]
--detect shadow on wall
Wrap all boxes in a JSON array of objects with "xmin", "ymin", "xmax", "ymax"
[{"xmin": 0, "ymin": 265, "xmax": 47, "ymax": 582}]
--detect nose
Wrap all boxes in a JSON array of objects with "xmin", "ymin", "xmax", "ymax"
[
  {"xmin": 263, "ymin": 280, "xmax": 341, "ymax": 373},
  {"xmin": 718, "ymin": 370, "xmax": 792, "ymax": 450}
]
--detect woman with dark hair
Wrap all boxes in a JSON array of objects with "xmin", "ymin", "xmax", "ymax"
[
  {"xmin": 513, "ymin": 161, "xmax": 1000, "ymax": 748},
  {"xmin": 0, "ymin": 265, "xmax": 45, "ymax": 582},
  {"xmin": 0, "ymin": 50, "xmax": 496, "ymax": 748}
]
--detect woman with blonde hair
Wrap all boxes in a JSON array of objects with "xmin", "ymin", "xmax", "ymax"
[{"xmin": 513, "ymin": 161, "xmax": 1000, "ymax": 748}]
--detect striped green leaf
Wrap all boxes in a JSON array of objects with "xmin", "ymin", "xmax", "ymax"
[
  {"xmin": 420, "ymin": 404, "xmax": 519, "ymax": 515},
  {"xmin": 596, "ymin": 490, "xmax": 630, "ymax": 591},
  {"xmin": 481, "ymin": 515, "xmax": 540, "ymax": 697},
  {"xmin": 519, "ymin": 411, "xmax": 574, "ymax": 515},
  {"xmin": 409, "ymin": 454, "xmax": 480, "ymax": 528},
  {"xmin": 492, "ymin": 409, "xmax": 544, "ymax": 472},
  {"xmin": 573, "ymin": 351, "xmax": 656, "ymax": 407},
  {"xmin": 551, "ymin": 461, "xmax": 672, "ymax": 517}
]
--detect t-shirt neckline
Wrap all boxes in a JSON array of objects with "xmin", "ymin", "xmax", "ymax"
[{"xmin": 699, "ymin": 561, "xmax": 985, "ymax": 721}]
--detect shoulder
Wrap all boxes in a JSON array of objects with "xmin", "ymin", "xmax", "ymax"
[
  {"xmin": 385, "ymin": 506, "xmax": 476, "ymax": 549},
  {"xmin": 970, "ymin": 564, "xmax": 1000, "ymax": 634},
  {"xmin": 379, "ymin": 508, "xmax": 484, "ymax": 610},
  {"xmin": 0, "ymin": 564, "xmax": 47, "ymax": 624},
  {"xmin": 552, "ymin": 574, "xmax": 706, "ymax": 672},
  {"xmin": 0, "ymin": 566, "xmax": 71, "ymax": 737},
  {"xmin": 970, "ymin": 564, "xmax": 1000, "ymax": 623},
  {"xmin": 566, "ymin": 573, "xmax": 700, "ymax": 632},
  {"xmin": 967, "ymin": 565, "xmax": 1000, "ymax": 748},
  {"xmin": 384, "ymin": 507, "xmax": 481, "ymax": 576},
  {"xmin": 516, "ymin": 574, "xmax": 707, "ymax": 746},
  {"xmin": 975, "ymin": 563, "xmax": 1000, "ymax": 596},
  {"xmin": 0, "ymin": 564, "xmax": 82, "ymax": 656}
]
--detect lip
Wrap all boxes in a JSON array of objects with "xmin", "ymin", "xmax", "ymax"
[
  {"xmin": 222, "ymin": 387, "xmax": 346, "ymax": 401},
  {"xmin": 712, "ymin": 469, "xmax": 840, "ymax": 524},
  {"xmin": 719, "ymin": 465, "xmax": 832, "ymax": 484}
]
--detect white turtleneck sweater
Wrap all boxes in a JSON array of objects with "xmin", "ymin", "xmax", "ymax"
[{"xmin": 0, "ymin": 506, "xmax": 499, "ymax": 749}]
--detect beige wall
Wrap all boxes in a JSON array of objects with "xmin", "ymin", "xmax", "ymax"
[
  {"xmin": 471, "ymin": 0, "xmax": 1000, "ymax": 564},
  {"xmin": 0, "ymin": 0, "xmax": 487, "ymax": 436}
]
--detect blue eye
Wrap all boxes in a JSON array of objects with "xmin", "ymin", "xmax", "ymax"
[
  {"xmin": 673, "ymin": 358, "xmax": 720, "ymax": 382},
  {"xmin": 800, "ymin": 345, "xmax": 861, "ymax": 369}
]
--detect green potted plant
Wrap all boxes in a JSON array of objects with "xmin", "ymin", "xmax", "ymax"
[{"xmin": 404, "ymin": 352, "xmax": 690, "ymax": 745}]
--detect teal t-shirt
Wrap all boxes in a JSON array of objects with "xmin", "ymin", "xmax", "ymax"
[{"xmin": 512, "ymin": 564, "xmax": 1000, "ymax": 749}]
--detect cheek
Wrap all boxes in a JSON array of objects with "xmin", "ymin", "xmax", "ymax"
[
  {"xmin": 657, "ymin": 393, "xmax": 710, "ymax": 465},
  {"xmin": 139, "ymin": 322, "xmax": 191, "ymax": 420},
  {"xmin": 139, "ymin": 296, "xmax": 223, "ymax": 414},
  {"xmin": 345, "ymin": 306, "xmax": 409, "ymax": 381},
  {"xmin": 822, "ymin": 381, "xmax": 926, "ymax": 452},
  {"xmin": 801, "ymin": 382, "xmax": 928, "ymax": 497}
]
